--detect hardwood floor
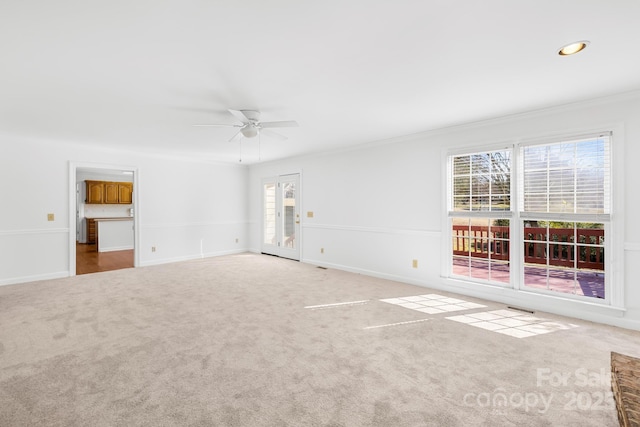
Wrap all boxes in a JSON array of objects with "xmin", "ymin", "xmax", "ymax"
[{"xmin": 76, "ymin": 242, "xmax": 134, "ymax": 275}]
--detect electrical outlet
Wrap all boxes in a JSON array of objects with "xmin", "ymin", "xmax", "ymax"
[
  {"xmin": 235, "ymin": 238, "xmax": 239, "ymax": 243},
  {"xmin": 320, "ymin": 248, "xmax": 324, "ymax": 254},
  {"xmin": 412, "ymin": 259, "xmax": 418, "ymax": 268},
  {"xmin": 47, "ymin": 213, "xmax": 55, "ymax": 221},
  {"xmin": 151, "ymin": 246, "xmax": 156, "ymax": 252},
  {"xmin": 307, "ymin": 211, "xmax": 314, "ymax": 218}
]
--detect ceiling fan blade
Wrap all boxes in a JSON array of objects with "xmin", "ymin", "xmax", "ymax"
[
  {"xmin": 260, "ymin": 120, "xmax": 299, "ymax": 128},
  {"xmin": 260, "ymin": 128, "xmax": 287, "ymax": 141},
  {"xmin": 193, "ymin": 124, "xmax": 241, "ymax": 128},
  {"xmin": 171, "ymin": 106, "xmax": 218, "ymax": 114},
  {"xmin": 228, "ymin": 109, "xmax": 250, "ymax": 124},
  {"xmin": 229, "ymin": 129, "xmax": 244, "ymax": 142}
]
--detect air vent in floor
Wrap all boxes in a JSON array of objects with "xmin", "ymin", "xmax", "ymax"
[{"xmin": 507, "ymin": 306, "xmax": 535, "ymax": 314}]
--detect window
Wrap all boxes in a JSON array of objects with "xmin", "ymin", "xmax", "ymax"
[
  {"xmin": 450, "ymin": 150, "xmax": 512, "ymax": 285},
  {"xmin": 519, "ymin": 135, "xmax": 610, "ymax": 299},
  {"xmin": 448, "ymin": 133, "xmax": 611, "ymax": 302}
]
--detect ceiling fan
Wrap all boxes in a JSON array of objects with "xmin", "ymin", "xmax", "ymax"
[{"xmin": 194, "ymin": 109, "xmax": 298, "ymax": 142}]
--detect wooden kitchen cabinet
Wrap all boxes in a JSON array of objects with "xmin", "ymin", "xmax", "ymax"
[
  {"xmin": 118, "ymin": 183, "xmax": 133, "ymax": 204},
  {"xmin": 104, "ymin": 182, "xmax": 119, "ymax": 204},
  {"xmin": 86, "ymin": 181, "xmax": 104, "ymax": 204},
  {"xmin": 85, "ymin": 180, "xmax": 133, "ymax": 204},
  {"xmin": 86, "ymin": 218, "xmax": 96, "ymax": 244}
]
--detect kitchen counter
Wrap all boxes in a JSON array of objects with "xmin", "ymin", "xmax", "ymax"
[
  {"xmin": 87, "ymin": 216, "xmax": 133, "ymax": 220},
  {"xmin": 92, "ymin": 217, "xmax": 134, "ymax": 252}
]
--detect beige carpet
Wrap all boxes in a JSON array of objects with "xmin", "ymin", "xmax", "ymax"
[{"xmin": 1, "ymin": 253, "xmax": 638, "ymax": 426}]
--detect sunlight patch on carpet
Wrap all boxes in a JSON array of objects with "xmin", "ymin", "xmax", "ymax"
[
  {"xmin": 446, "ymin": 309, "xmax": 579, "ymax": 338},
  {"xmin": 380, "ymin": 293, "xmax": 486, "ymax": 314},
  {"xmin": 304, "ymin": 300, "xmax": 370, "ymax": 310},
  {"xmin": 364, "ymin": 318, "xmax": 430, "ymax": 330}
]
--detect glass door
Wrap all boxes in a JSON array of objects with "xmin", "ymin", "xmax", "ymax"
[{"xmin": 262, "ymin": 174, "xmax": 300, "ymax": 260}]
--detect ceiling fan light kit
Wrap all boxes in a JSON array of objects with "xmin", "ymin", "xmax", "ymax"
[{"xmin": 240, "ymin": 125, "xmax": 258, "ymax": 138}]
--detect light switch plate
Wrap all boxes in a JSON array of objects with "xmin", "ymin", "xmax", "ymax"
[{"xmin": 47, "ymin": 213, "xmax": 55, "ymax": 221}]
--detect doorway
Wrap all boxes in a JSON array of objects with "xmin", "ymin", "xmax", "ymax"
[
  {"xmin": 262, "ymin": 174, "xmax": 301, "ymax": 261},
  {"xmin": 69, "ymin": 163, "xmax": 139, "ymax": 276}
]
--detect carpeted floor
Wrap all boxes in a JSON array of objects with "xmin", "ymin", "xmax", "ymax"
[{"xmin": 1, "ymin": 253, "xmax": 638, "ymax": 426}]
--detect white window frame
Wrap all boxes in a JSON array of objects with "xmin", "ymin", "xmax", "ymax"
[
  {"xmin": 443, "ymin": 126, "xmax": 625, "ymax": 310},
  {"xmin": 447, "ymin": 146, "xmax": 514, "ymax": 287}
]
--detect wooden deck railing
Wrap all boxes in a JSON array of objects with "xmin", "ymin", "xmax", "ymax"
[{"xmin": 452, "ymin": 225, "xmax": 604, "ymax": 271}]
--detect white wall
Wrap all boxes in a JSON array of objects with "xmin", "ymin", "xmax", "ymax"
[
  {"xmin": 0, "ymin": 137, "xmax": 248, "ymax": 284},
  {"xmin": 248, "ymin": 92, "xmax": 640, "ymax": 329}
]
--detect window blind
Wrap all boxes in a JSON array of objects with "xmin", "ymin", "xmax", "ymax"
[
  {"xmin": 519, "ymin": 134, "xmax": 611, "ymax": 216},
  {"xmin": 451, "ymin": 150, "xmax": 511, "ymax": 212}
]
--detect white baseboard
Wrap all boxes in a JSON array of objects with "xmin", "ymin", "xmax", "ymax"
[
  {"xmin": 139, "ymin": 248, "xmax": 248, "ymax": 267},
  {"xmin": 99, "ymin": 245, "xmax": 134, "ymax": 253},
  {"xmin": 0, "ymin": 271, "xmax": 70, "ymax": 286},
  {"xmin": 303, "ymin": 257, "xmax": 423, "ymax": 286}
]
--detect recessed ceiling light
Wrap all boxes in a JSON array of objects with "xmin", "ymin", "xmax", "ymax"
[{"xmin": 558, "ymin": 40, "xmax": 590, "ymax": 56}]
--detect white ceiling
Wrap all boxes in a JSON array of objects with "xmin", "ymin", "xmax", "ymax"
[{"xmin": 2, "ymin": 1, "xmax": 640, "ymax": 164}]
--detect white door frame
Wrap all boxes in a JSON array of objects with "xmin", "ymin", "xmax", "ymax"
[
  {"xmin": 68, "ymin": 161, "xmax": 140, "ymax": 276},
  {"xmin": 261, "ymin": 173, "xmax": 301, "ymax": 261}
]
